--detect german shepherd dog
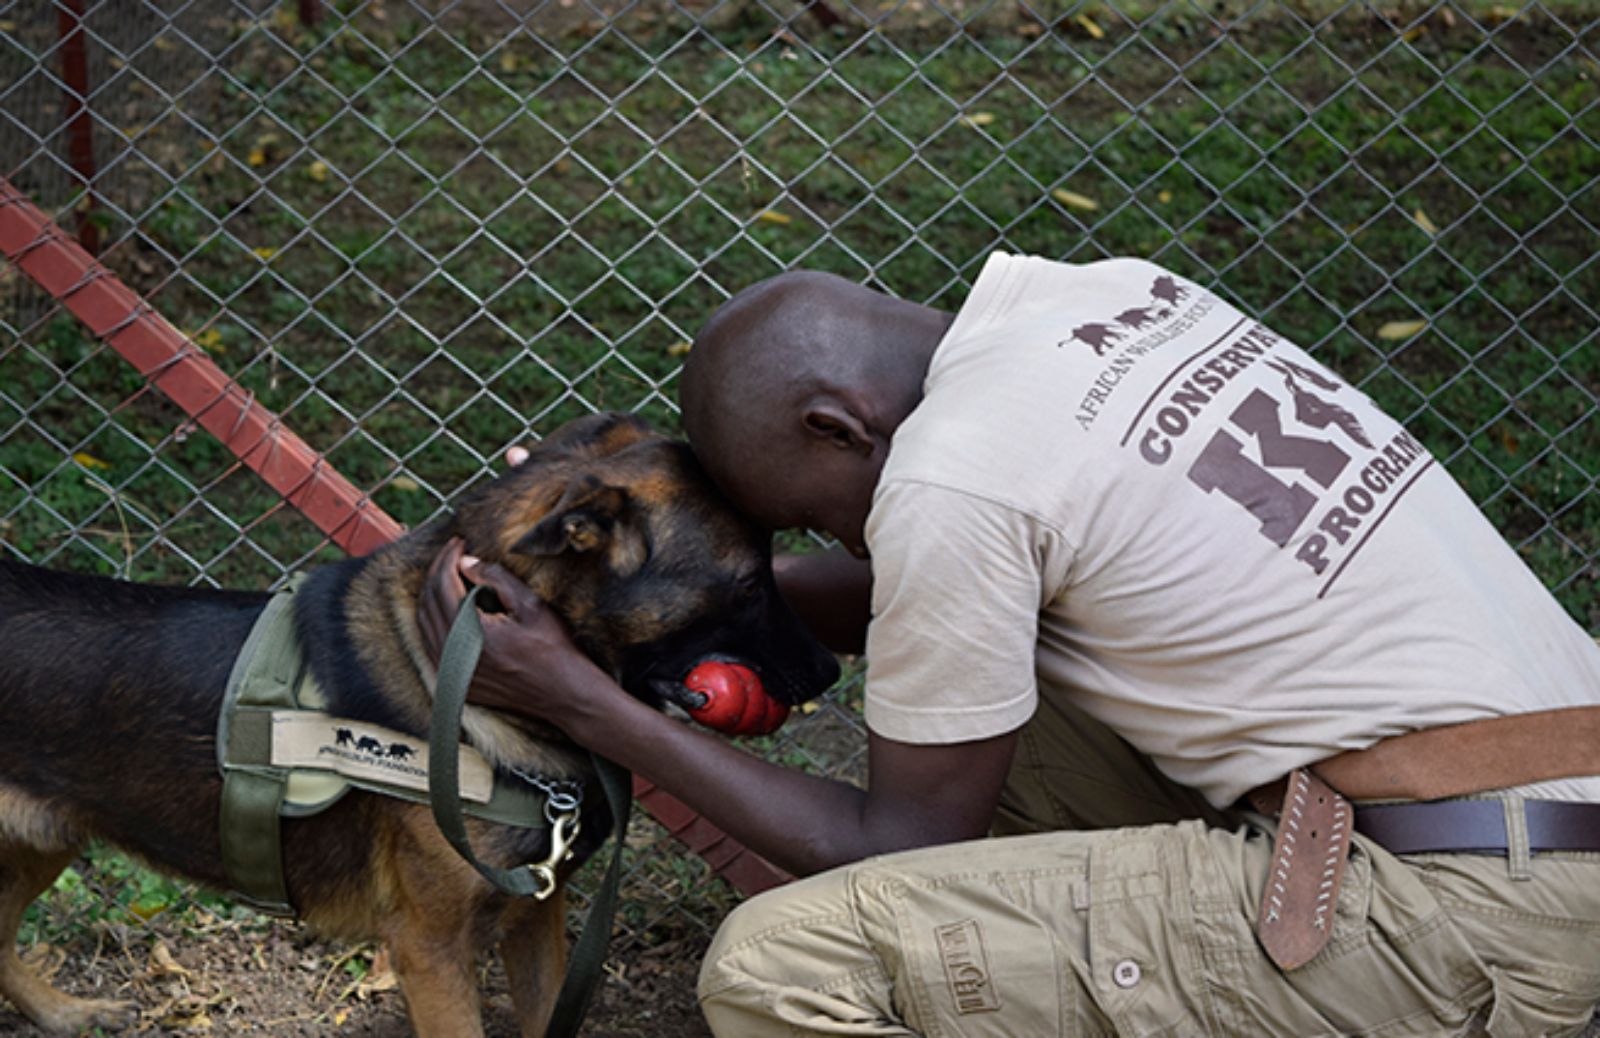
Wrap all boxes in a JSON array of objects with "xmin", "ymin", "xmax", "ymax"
[{"xmin": 0, "ymin": 413, "xmax": 840, "ymax": 1037}]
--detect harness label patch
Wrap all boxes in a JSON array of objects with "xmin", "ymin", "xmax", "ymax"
[
  {"xmin": 269, "ymin": 711, "xmax": 494, "ymax": 803},
  {"xmin": 936, "ymin": 919, "xmax": 1000, "ymax": 1015}
]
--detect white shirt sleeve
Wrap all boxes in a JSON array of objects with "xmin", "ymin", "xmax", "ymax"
[{"xmin": 862, "ymin": 479, "xmax": 1072, "ymax": 744}]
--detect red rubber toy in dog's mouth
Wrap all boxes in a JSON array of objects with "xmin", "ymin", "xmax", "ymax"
[{"xmin": 677, "ymin": 660, "xmax": 789, "ymax": 736}]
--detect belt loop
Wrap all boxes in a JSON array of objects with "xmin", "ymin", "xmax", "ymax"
[{"xmin": 1502, "ymin": 797, "xmax": 1532, "ymax": 881}]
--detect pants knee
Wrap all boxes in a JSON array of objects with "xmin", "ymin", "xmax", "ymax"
[
  {"xmin": 698, "ymin": 867, "xmax": 899, "ymax": 1035},
  {"xmin": 697, "ymin": 886, "xmax": 777, "ymax": 1001},
  {"xmin": 698, "ymin": 872, "xmax": 843, "ymax": 1000}
]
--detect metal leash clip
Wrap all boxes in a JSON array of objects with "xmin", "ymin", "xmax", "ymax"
[
  {"xmin": 528, "ymin": 808, "xmax": 581, "ymax": 901},
  {"xmin": 508, "ymin": 766, "xmax": 586, "ymax": 901}
]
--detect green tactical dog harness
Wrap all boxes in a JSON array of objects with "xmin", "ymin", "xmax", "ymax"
[
  {"xmin": 217, "ymin": 579, "xmax": 555, "ymax": 914},
  {"xmin": 218, "ymin": 579, "xmax": 631, "ymax": 1038}
]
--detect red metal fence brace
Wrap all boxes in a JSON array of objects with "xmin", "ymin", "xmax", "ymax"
[{"xmin": 0, "ymin": 177, "xmax": 401, "ymax": 555}]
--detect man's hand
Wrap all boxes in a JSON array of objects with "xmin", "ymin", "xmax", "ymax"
[{"xmin": 417, "ymin": 537, "xmax": 614, "ymax": 726}]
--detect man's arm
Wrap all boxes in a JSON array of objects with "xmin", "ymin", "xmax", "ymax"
[
  {"xmin": 772, "ymin": 546, "xmax": 873, "ymax": 656},
  {"xmin": 557, "ymin": 660, "xmax": 1018, "ymax": 874},
  {"xmin": 419, "ymin": 540, "xmax": 1018, "ymax": 876}
]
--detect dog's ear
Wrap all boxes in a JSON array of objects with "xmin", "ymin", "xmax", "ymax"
[
  {"xmin": 537, "ymin": 412, "xmax": 656, "ymax": 460},
  {"xmin": 516, "ymin": 475, "xmax": 630, "ymax": 557}
]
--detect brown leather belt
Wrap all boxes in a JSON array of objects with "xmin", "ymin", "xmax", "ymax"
[
  {"xmin": 1247, "ymin": 704, "xmax": 1600, "ymax": 973},
  {"xmin": 1354, "ymin": 799, "xmax": 1600, "ymax": 855}
]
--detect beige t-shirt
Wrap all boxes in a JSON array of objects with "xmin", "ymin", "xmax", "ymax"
[{"xmin": 863, "ymin": 252, "xmax": 1600, "ymax": 808}]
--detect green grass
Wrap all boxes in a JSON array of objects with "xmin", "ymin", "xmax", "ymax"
[
  {"xmin": 19, "ymin": 845, "xmax": 253, "ymax": 948},
  {"xmin": 3, "ymin": 4, "xmax": 1594, "ymax": 620}
]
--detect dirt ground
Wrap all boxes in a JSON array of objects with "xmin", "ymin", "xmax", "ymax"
[
  {"xmin": 1, "ymin": 912, "xmax": 711, "ymax": 1037},
  {"xmin": 11, "ymin": 912, "xmax": 1600, "ymax": 1038},
  {"xmin": 13, "ymin": 917, "xmax": 1600, "ymax": 1038}
]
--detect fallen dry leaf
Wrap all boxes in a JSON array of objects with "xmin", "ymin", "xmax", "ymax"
[
  {"xmin": 1053, "ymin": 187, "xmax": 1100, "ymax": 212},
  {"xmin": 1412, "ymin": 208, "xmax": 1439, "ymax": 235},
  {"xmin": 248, "ymin": 133, "xmax": 279, "ymax": 168},
  {"xmin": 149, "ymin": 940, "xmax": 193, "ymax": 980},
  {"xmin": 959, "ymin": 111, "xmax": 996, "ymax": 128},
  {"xmin": 1377, "ymin": 319, "xmax": 1427, "ymax": 341},
  {"xmin": 355, "ymin": 949, "xmax": 397, "ymax": 1000},
  {"xmin": 20, "ymin": 943, "xmax": 64, "ymax": 981},
  {"xmin": 192, "ymin": 328, "xmax": 225, "ymax": 354},
  {"xmin": 156, "ymin": 992, "xmax": 222, "ymax": 1031}
]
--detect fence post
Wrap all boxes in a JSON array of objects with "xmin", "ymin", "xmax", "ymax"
[{"xmin": 55, "ymin": 0, "xmax": 98, "ymax": 255}]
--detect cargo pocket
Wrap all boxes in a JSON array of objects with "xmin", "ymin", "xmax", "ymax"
[
  {"xmin": 1085, "ymin": 826, "xmax": 1210, "ymax": 1037},
  {"xmin": 1414, "ymin": 850, "xmax": 1600, "ymax": 1038},
  {"xmin": 1484, "ymin": 968, "xmax": 1600, "ymax": 1038},
  {"xmin": 859, "ymin": 868, "xmax": 1071, "ymax": 1038},
  {"xmin": 1270, "ymin": 836, "xmax": 1492, "ymax": 1037}
]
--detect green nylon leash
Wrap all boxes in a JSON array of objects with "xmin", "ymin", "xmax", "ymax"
[{"xmin": 428, "ymin": 583, "xmax": 632, "ymax": 1038}]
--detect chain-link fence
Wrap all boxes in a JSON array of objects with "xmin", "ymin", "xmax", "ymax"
[{"xmin": 3, "ymin": 0, "xmax": 1597, "ymax": 987}]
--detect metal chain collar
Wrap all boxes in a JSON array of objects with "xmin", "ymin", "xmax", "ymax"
[{"xmin": 509, "ymin": 765, "xmax": 584, "ymax": 822}]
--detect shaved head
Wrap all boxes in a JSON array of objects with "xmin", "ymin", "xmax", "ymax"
[
  {"xmin": 680, "ymin": 273, "xmax": 837, "ymax": 457},
  {"xmin": 679, "ymin": 271, "xmax": 953, "ymax": 546}
]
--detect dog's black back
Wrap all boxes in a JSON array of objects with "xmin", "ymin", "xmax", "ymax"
[
  {"xmin": 0, "ymin": 561, "xmax": 265, "ymax": 881},
  {"xmin": 0, "ymin": 550, "xmax": 591, "ymax": 899}
]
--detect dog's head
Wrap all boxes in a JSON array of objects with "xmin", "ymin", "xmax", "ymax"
[{"xmin": 449, "ymin": 413, "xmax": 840, "ymax": 708}]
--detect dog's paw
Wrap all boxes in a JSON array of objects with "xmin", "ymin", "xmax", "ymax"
[{"xmin": 34, "ymin": 995, "xmax": 138, "ymax": 1035}]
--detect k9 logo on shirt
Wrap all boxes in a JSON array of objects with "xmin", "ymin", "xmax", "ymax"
[{"xmin": 1126, "ymin": 324, "xmax": 1434, "ymax": 596}]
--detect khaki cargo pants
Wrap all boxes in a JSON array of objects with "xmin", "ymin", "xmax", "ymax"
[{"xmin": 699, "ymin": 694, "xmax": 1600, "ymax": 1037}]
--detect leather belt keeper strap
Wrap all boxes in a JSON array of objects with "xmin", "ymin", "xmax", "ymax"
[
  {"xmin": 1255, "ymin": 768, "xmax": 1351, "ymax": 972},
  {"xmin": 1249, "ymin": 704, "xmax": 1600, "ymax": 973}
]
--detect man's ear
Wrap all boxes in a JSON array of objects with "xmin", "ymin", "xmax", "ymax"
[
  {"xmin": 516, "ymin": 475, "xmax": 629, "ymax": 556},
  {"xmin": 801, "ymin": 399, "xmax": 873, "ymax": 455}
]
